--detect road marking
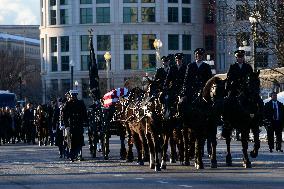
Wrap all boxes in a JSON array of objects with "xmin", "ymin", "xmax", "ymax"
[
  {"xmin": 79, "ymin": 170, "xmax": 87, "ymax": 172},
  {"xmin": 157, "ymin": 181, "xmax": 168, "ymax": 184},
  {"xmin": 64, "ymin": 167, "xmax": 71, "ymax": 170},
  {"xmin": 179, "ymin": 185, "xmax": 193, "ymax": 188},
  {"xmin": 135, "ymin": 178, "xmax": 144, "ymax": 180},
  {"xmin": 114, "ymin": 174, "xmax": 123, "ymax": 177}
]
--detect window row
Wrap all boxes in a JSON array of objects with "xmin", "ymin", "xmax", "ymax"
[
  {"xmin": 47, "ymin": 34, "xmax": 191, "ymax": 53},
  {"xmin": 48, "ymin": 7, "xmax": 191, "ymax": 25}
]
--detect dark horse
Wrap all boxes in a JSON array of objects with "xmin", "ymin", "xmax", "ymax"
[{"xmin": 222, "ymin": 71, "xmax": 263, "ymax": 168}]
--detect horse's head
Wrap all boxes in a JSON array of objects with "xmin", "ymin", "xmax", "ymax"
[{"xmin": 203, "ymin": 76, "xmax": 226, "ymax": 102}]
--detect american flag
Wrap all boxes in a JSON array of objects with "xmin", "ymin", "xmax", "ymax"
[{"xmin": 103, "ymin": 87, "xmax": 129, "ymax": 108}]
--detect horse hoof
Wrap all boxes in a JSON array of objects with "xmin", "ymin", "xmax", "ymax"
[
  {"xmin": 226, "ymin": 162, "xmax": 232, "ymax": 166},
  {"xmin": 104, "ymin": 156, "xmax": 109, "ymax": 160},
  {"xmin": 250, "ymin": 150, "xmax": 258, "ymax": 158},
  {"xmin": 155, "ymin": 166, "xmax": 161, "ymax": 172},
  {"xmin": 196, "ymin": 163, "xmax": 204, "ymax": 170},
  {"xmin": 137, "ymin": 161, "xmax": 144, "ymax": 166},
  {"xmin": 150, "ymin": 164, "xmax": 155, "ymax": 169},
  {"xmin": 244, "ymin": 161, "xmax": 252, "ymax": 168},
  {"xmin": 161, "ymin": 164, "xmax": 167, "ymax": 170},
  {"xmin": 170, "ymin": 158, "xmax": 176, "ymax": 163}
]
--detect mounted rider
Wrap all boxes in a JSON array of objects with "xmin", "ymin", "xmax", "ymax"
[{"xmin": 226, "ymin": 50, "xmax": 253, "ymax": 97}]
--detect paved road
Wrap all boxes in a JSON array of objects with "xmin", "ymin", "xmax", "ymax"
[{"xmin": 0, "ymin": 136, "xmax": 284, "ymax": 189}]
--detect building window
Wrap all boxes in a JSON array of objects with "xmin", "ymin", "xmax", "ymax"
[
  {"xmin": 182, "ymin": 8, "xmax": 191, "ymax": 23},
  {"xmin": 61, "ymin": 36, "xmax": 69, "ymax": 52},
  {"xmin": 124, "ymin": 34, "xmax": 138, "ymax": 50},
  {"xmin": 97, "ymin": 35, "xmax": 111, "ymax": 51},
  {"xmin": 142, "ymin": 34, "xmax": 156, "ymax": 50},
  {"xmin": 123, "ymin": 7, "xmax": 138, "ymax": 23},
  {"xmin": 96, "ymin": 7, "xmax": 110, "ymax": 23},
  {"xmin": 142, "ymin": 7, "xmax": 155, "ymax": 22},
  {"xmin": 81, "ymin": 35, "xmax": 89, "ymax": 51},
  {"xmin": 50, "ymin": 79, "xmax": 58, "ymax": 93},
  {"xmin": 236, "ymin": 4, "xmax": 249, "ymax": 21},
  {"xmin": 51, "ymin": 56, "xmax": 58, "ymax": 72},
  {"xmin": 168, "ymin": 0, "xmax": 178, "ymax": 3},
  {"xmin": 81, "ymin": 55, "xmax": 90, "ymax": 71},
  {"xmin": 80, "ymin": 8, "xmax": 93, "ymax": 24},
  {"xmin": 256, "ymin": 52, "xmax": 268, "ymax": 68},
  {"xmin": 168, "ymin": 7, "xmax": 178, "ymax": 22},
  {"xmin": 97, "ymin": 55, "xmax": 108, "ymax": 70},
  {"xmin": 182, "ymin": 0, "xmax": 190, "ymax": 3},
  {"xmin": 205, "ymin": 35, "xmax": 214, "ymax": 51},
  {"xmin": 97, "ymin": 0, "xmax": 110, "ymax": 3},
  {"xmin": 80, "ymin": 0, "xmax": 92, "ymax": 4},
  {"xmin": 60, "ymin": 9, "xmax": 68, "ymax": 24},
  {"xmin": 41, "ymin": 38, "xmax": 44, "ymax": 53},
  {"xmin": 142, "ymin": 0, "xmax": 155, "ymax": 2},
  {"xmin": 124, "ymin": 54, "xmax": 138, "ymax": 70},
  {"xmin": 50, "ymin": 37, "xmax": 57, "ymax": 52},
  {"xmin": 168, "ymin": 34, "xmax": 179, "ymax": 50},
  {"xmin": 183, "ymin": 54, "xmax": 191, "ymax": 64},
  {"xmin": 123, "ymin": 0, "xmax": 137, "ymax": 2},
  {"xmin": 61, "ymin": 56, "xmax": 69, "ymax": 71},
  {"xmin": 61, "ymin": 79, "xmax": 70, "ymax": 94},
  {"xmin": 60, "ymin": 0, "xmax": 68, "ymax": 5},
  {"xmin": 50, "ymin": 10, "xmax": 56, "ymax": 25},
  {"xmin": 257, "ymin": 32, "xmax": 269, "ymax": 48},
  {"xmin": 182, "ymin": 34, "xmax": 191, "ymax": 50},
  {"xmin": 50, "ymin": 0, "xmax": 56, "ymax": 6},
  {"xmin": 142, "ymin": 54, "xmax": 156, "ymax": 69}
]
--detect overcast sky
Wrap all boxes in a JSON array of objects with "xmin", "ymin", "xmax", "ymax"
[{"xmin": 0, "ymin": 0, "xmax": 40, "ymax": 25}]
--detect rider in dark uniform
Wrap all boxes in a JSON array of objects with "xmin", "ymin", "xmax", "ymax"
[
  {"xmin": 63, "ymin": 90, "xmax": 88, "ymax": 162},
  {"xmin": 154, "ymin": 56, "xmax": 170, "ymax": 91},
  {"xmin": 181, "ymin": 48, "xmax": 213, "ymax": 169},
  {"xmin": 226, "ymin": 50, "xmax": 253, "ymax": 97}
]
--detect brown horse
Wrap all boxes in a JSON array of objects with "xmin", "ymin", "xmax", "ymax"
[{"xmin": 35, "ymin": 105, "xmax": 49, "ymax": 146}]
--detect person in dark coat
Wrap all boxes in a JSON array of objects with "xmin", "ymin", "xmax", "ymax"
[
  {"xmin": 154, "ymin": 56, "xmax": 170, "ymax": 90},
  {"xmin": 180, "ymin": 48, "xmax": 213, "ymax": 169},
  {"xmin": 264, "ymin": 92, "xmax": 284, "ymax": 152},
  {"xmin": 226, "ymin": 50, "xmax": 253, "ymax": 97},
  {"xmin": 23, "ymin": 103, "xmax": 36, "ymax": 144},
  {"xmin": 63, "ymin": 90, "xmax": 88, "ymax": 161}
]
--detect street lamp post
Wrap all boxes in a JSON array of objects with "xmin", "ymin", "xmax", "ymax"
[
  {"xmin": 104, "ymin": 52, "xmax": 111, "ymax": 92},
  {"xmin": 249, "ymin": 4, "xmax": 261, "ymax": 71},
  {"xmin": 153, "ymin": 39, "xmax": 163, "ymax": 68},
  {"xmin": 69, "ymin": 60, "xmax": 74, "ymax": 90},
  {"xmin": 18, "ymin": 72, "xmax": 22, "ymax": 100}
]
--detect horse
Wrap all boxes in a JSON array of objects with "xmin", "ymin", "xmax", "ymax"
[
  {"xmin": 222, "ymin": 71, "xmax": 263, "ymax": 168},
  {"xmin": 202, "ymin": 76, "xmax": 227, "ymax": 168},
  {"xmin": 141, "ymin": 80, "xmax": 165, "ymax": 171}
]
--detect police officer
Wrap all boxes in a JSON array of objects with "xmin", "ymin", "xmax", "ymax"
[
  {"xmin": 154, "ymin": 56, "xmax": 170, "ymax": 90},
  {"xmin": 226, "ymin": 50, "xmax": 253, "ymax": 97},
  {"xmin": 63, "ymin": 90, "xmax": 88, "ymax": 162},
  {"xmin": 181, "ymin": 48, "xmax": 213, "ymax": 169}
]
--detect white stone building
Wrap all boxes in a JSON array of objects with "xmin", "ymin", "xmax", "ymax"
[{"xmin": 40, "ymin": 0, "xmax": 205, "ymax": 102}]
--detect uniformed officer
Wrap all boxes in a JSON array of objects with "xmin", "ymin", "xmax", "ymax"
[
  {"xmin": 180, "ymin": 48, "xmax": 213, "ymax": 169},
  {"xmin": 63, "ymin": 90, "xmax": 88, "ymax": 162},
  {"xmin": 154, "ymin": 56, "xmax": 170, "ymax": 91},
  {"xmin": 226, "ymin": 50, "xmax": 253, "ymax": 97}
]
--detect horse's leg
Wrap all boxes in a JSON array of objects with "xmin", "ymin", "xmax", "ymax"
[
  {"xmin": 154, "ymin": 133, "xmax": 162, "ymax": 172},
  {"xmin": 223, "ymin": 126, "xmax": 232, "ymax": 166},
  {"xmin": 183, "ymin": 127, "xmax": 190, "ymax": 165},
  {"xmin": 119, "ymin": 125, "xmax": 127, "ymax": 160},
  {"xmin": 194, "ymin": 128, "xmax": 204, "ymax": 169},
  {"xmin": 241, "ymin": 129, "xmax": 251, "ymax": 168},
  {"xmin": 133, "ymin": 133, "xmax": 143, "ymax": 165},
  {"xmin": 126, "ymin": 125, "xmax": 134, "ymax": 162},
  {"xmin": 161, "ymin": 130, "xmax": 170, "ymax": 169},
  {"xmin": 209, "ymin": 125, "xmax": 218, "ymax": 168},
  {"xmin": 250, "ymin": 123, "xmax": 260, "ymax": 158},
  {"xmin": 169, "ymin": 129, "xmax": 177, "ymax": 163},
  {"xmin": 145, "ymin": 132, "xmax": 155, "ymax": 169}
]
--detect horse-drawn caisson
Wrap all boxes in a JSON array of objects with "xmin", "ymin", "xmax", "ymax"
[{"xmin": 84, "ymin": 28, "xmax": 265, "ymax": 171}]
